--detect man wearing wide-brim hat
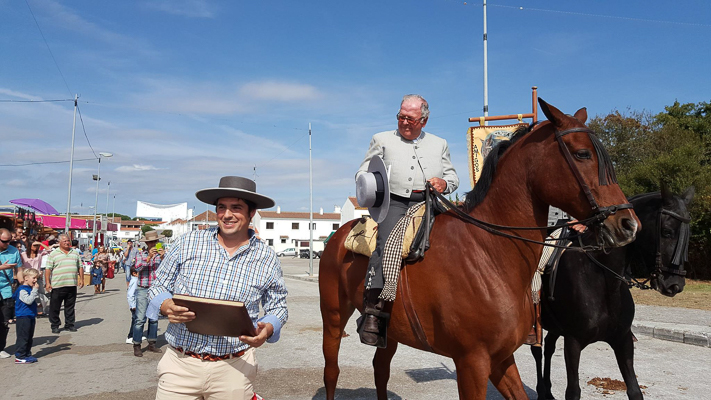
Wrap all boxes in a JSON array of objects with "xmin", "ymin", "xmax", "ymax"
[
  {"xmin": 147, "ymin": 176, "xmax": 288, "ymax": 400},
  {"xmin": 131, "ymin": 229, "xmax": 166, "ymax": 356}
]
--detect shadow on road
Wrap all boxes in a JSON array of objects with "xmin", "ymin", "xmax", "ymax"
[
  {"xmin": 75, "ymin": 317, "xmax": 104, "ymax": 329},
  {"xmin": 405, "ymin": 363, "xmax": 456, "ymax": 382},
  {"xmin": 311, "ymin": 387, "xmax": 402, "ymax": 399}
]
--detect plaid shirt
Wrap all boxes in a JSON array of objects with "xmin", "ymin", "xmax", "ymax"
[
  {"xmin": 134, "ymin": 249, "xmax": 161, "ymax": 287},
  {"xmin": 147, "ymin": 228, "xmax": 288, "ymax": 356}
]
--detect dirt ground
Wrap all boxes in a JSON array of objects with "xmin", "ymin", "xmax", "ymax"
[{"xmin": 631, "ymin": 279, "xmax": 711, "ymax": 311}]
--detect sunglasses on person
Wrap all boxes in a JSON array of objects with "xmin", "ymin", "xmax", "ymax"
[{"xmin": 396, "ymin": 113, "xmax": 423, "ymax": 124}]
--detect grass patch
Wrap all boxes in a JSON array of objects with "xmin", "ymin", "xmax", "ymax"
[{"xmin": 631, "ymin": 280, "xmax": 711, "ymax": 311}]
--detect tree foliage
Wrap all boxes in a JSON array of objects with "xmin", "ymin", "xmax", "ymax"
[
  {"xmin": 590, "ymin": 100, "xmax": 711, "ymax": 278},
  {"xmin": 141, "ymin": 224, "xmax": 155, "ymax": 235},
  {"xmin": 162, "ymin": 229, "xmax": 173, "ymax": 238}
]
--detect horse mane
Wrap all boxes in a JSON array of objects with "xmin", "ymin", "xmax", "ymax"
[{"xmin": 463, "ymin": 125, "xmax": 531, "ymax": 212}]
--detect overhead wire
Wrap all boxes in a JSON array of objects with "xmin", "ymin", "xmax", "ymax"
[
  {"xmin": 24, "ymin": 0, "xmax": 73, "ymax": 96},
  {"xmin": 76, "ymin": 105, "xmax": 98, "ymax": 158},
  {"xmin": 0, "ymin": 99, "xmax": 76, "ymax": 103},
  {"xmin": 488, "ymin": 3, "xmax": 711, "ymax": 28},
  {"xmin": 0, "ymin": 158, "xmax": 97, "ymax": 167}
]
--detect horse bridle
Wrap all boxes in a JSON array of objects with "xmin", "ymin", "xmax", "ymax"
[
  {"xmin": 554, "ymin": 127, "xmax": 633, "ymax": 224},
  {"xmin": 430, "ymin": 125, "xmax": 634, "ymax": 251},
  {"xmin": 651, "ymin": 208, "xmax": 691, "ymax": 278}
]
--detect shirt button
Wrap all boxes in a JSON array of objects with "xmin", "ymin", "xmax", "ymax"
[
  {"xmin": 406, "ymin": 189, "xmax": 410, "ymax": 193},
  {"xmin": 408, "ymin": 177, "xmax": 412, "ymax": 181},
  {"xmin": 411, "ymin": 166, "xmax": 414, "ymax": 170},
  {"xmin": 412, "ymin": 156, "xmax": 416, "ymax": 159}
]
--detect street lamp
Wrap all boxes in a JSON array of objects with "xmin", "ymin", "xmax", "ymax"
[{"xmin": 92, "ymin": 152, "xmax": 113, "ymax": 248}]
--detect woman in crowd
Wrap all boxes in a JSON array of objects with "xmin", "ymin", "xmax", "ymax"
[
  {"xmin": 96, "ymin": 246, "xmax": 109, "ymax": 293},
  {"xmin": 18, "ymin": 240, "xmax": 50, "ymax": 316}
]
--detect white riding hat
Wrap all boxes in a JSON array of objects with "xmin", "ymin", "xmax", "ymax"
[{"xmin": 356, "ymin": 155, "xmax": 390, "ymax": 223}]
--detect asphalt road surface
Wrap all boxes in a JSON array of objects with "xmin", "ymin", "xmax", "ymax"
[{"xmin": 1, "ymin": 259, "xmax": 709, "ymax": 399}]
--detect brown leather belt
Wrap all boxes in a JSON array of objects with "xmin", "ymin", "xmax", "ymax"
[{"xmin": 173, "ymin": 346, "xmax": 246, "ymax": 361}]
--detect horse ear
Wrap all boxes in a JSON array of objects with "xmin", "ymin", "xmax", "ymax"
[
  {"xmin": 660, "ymin": 181, "xmax": 673, "ymax": 205},
  {"xmin": 538, "ymin": 98, "xmax": 566, "ymax": 127},
  {"xmin": 573, "ymin": 107, "xmax": 588, "ymax": 124},
  {"xmin": 681, "ymin": 186, "xmax": 695, "ymax": 206}
]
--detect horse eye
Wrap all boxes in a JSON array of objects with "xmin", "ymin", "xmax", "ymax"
[{"xmin": 574, "ymin": 149, "xmax": 592, "ymax": 160}]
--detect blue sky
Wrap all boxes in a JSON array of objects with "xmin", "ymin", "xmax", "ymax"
[{"xmin": 1, "ymin": 0, "xmax": 709, "ymax": 219}]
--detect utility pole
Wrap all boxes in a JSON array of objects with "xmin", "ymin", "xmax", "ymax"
[
  {"xmin": 308, "ymin": 123, "xmax": 314, "ymax": 276},
  {"xmin": 65, "ymin": 94, "xmax": 78, "ymax": 233},
  {"xmin": 483, "ymin": 0, "xmax": 489, "ymax": 124}
]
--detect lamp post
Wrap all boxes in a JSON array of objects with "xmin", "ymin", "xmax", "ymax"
[{"xmin": 92, "ymin": 152, "xmax": 113, "ymax": 248}]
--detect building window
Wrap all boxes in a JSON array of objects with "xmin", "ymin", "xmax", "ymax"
[
  {"xmin": 280, "ymin": 238, "xmax": 286, "ymax": 244},
  {"xmin": 267, "ymin": 239, "xmax": 273, "ymax": 246},
  {"xmin": 311, "ymin": 223, "xmax": 316, "ymax": 229},
  {"xmin": 292, "ymin": 223, "xmax": 299, "ymax": 229},
  {"xmin": 332, "ymin": 223, "xmax": 339, "ymax": 230},
  {"xmin": 266, "ymin": 222, "xmax": 274, "ymax": 229}
]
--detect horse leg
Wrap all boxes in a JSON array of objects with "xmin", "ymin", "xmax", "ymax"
[
  {"xmin": 610, "ymin": 332, "xmax": 644, "ymax": 400},
  {"xmin": 321, "ymin": 296, "xmax": 356, "ymax": 400},
  {"xmin": 453, "ymin": 353, "xmax": 491, "ymax": 399},
  {"xmin": 490, "ymin": 354, "xmax": 529, "ymax": 399},
  {"xmin": 562, "ymin": 337, "xmax": 584, "ymax": 400},
  {"xmin": 373, "ymin": 339, "xmax": 399, "ymax": 400},
  {"xmin": 542, "ymin": 332, "xmax": 560, "ymax": 400}
]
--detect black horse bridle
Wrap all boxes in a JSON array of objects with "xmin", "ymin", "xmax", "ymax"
[
  {"xmin": 430, "ymin": 125, "xmax": 634, "ymax": 252},
  {"xmin": 652, "ymin": 208, "xmax": 691, "ymax": 278}
]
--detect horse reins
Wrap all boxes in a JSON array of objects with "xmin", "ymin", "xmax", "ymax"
[{"xmin": 652, "ymin": 208, "xmax": 691, "ymax": 277}]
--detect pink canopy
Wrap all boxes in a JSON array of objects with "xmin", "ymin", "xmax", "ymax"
[{"xmin": 36, "ymin": 215, "xmax": 87, "ymax": 230}]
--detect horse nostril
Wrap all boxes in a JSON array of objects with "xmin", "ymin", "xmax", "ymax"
[{"xmin": 621, "ymin": 217, "xmax": 637, "ymax": 234}]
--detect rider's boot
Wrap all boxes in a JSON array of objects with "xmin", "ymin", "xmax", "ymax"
[{"xmin": 357, "ymin": 289, "xmax": 390, "ymax": 348}]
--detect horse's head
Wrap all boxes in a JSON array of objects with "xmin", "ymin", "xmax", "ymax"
[
  {"xmin": 531, "ymin": 99, "xmax": 639, "ymax": 247},
  {"xmin": 632, "ymin": 185, "xmax": 694, "ymax": 297}
]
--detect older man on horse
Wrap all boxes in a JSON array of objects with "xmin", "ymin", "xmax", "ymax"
[{"xmin": 355, "ymin": 94, "xmax": 459, "ymax": 347}]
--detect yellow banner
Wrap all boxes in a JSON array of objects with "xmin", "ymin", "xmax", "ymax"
[{"xmin": 467, "ymin": 124, "xmax": 527, "ymax": 188}]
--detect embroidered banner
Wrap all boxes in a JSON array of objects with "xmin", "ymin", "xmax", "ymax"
[{"xmin": 467, "ymin": 124, "xmax": 527, "ymax": 188}]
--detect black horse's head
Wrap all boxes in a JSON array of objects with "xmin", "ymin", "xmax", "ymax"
[{"xmin": 629, "ymin": 184, "xmax": 695, "ymax": 297}]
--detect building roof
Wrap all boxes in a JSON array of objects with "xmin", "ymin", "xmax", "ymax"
[
  {"xmin": 190, "ymin": 210, "xmax": 217, "ymax": 222},
  {"xmin": 348, "ymin": 197, "xmax": 367, "ymax": 210},
  {"xmin": 258, "ymin": 211, "xmax": 340, "ymax": 220}
]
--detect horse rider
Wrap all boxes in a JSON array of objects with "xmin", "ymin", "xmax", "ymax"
[{"xmin": 355, "ymin": 94, "xmax": 459, "ymax": 347}]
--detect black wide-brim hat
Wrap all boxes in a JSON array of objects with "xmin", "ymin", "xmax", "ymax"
[
  {"xmin": 355, "ymin": 155, "xmax": 390, "ymax": 223},
  {"xmin": 195, "ymin": 176, "xmax": 275, "ymax": 209}
]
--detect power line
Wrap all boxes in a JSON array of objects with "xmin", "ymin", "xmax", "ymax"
[
  {"xmin": 76, "ymin": 105, "xmax": 98, "ymax": 158},
  {"xmin": 24, "ymin": 0, "xmax": 73, "ymax": 95},
  {"xmin": 0, "ymin": 99, "xmax": 76, "ymax": 103},
  {"xmin": 0, "ymin": 157, "xmax": 97, "ymax": 167},
  {"xmin": 490, "ymin": 4, "xmax": 711, "ymax": 28}
]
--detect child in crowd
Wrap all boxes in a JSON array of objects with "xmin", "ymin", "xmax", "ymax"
[
  {"xmin": 126, "ymin": 267, "xmax": 139, "ymax": 344},
  {"xmin": 91, "ymin": 261, "xmax": 104, "ymax": 295},
  {"xmin": 13, "ymin": 268, "xmax": 39, "ymax": 364}
]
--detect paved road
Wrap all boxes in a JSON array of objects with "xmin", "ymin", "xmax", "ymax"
[{"xmin": 1, "ymin": 258, "xmax": 709, "ymax": 399}]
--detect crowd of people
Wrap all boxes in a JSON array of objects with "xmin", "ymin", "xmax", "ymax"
[{"xmin": 0, "ymin": 226, "xmax": 156, "ymax": 365}]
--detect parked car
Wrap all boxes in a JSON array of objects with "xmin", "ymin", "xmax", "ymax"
[
  {"xmin": 276, "ymin": 247, "xmax": 297, "ymax": 257},
  {"xmin": 299, "ymin": 249, "xmax": 321, "ymax": 259}
]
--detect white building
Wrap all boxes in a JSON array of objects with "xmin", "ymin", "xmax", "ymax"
[
  {"xmin": 136, "ymin": 201, "xmax": 192, "ymax": 223},
  {"xmin": 253, "ymin": 206, "xmax": 341, "ymax": 252},
  {"xmin": 340, "ymin": 196, "xmax": 369, "ymax": 225},
  {"xmin": 156, "ymin": 210, "xmax": 218, "ymax": 240}
]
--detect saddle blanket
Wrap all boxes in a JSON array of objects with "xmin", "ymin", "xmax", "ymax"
[{"xmin": 344, "ymin": 202, "xmax": 427, "ymax": 259}]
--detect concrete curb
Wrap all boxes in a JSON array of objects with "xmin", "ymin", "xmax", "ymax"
[
  {"xmin": 632, "ymin": 321, "xmax": 711, "ymax": 348},
  {"xmin": 284, "ymin": 273, "xmax": 319, "ymax": 283}
]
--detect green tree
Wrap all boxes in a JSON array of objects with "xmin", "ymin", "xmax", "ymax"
[
  {"xmin": 141, "ymin": 224, "xmax": 155, "ymax": 235},
  {"xmin": 162, "ymin": 229, "xmax": 173, "ymax": 238},
  {"xmin": 591, "ymin": 101, "xmax": 711, "ymax": 278}
]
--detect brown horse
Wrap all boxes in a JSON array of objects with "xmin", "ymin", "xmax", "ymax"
[{"xmin": 319, "ymin": 99, "xmax": 640, "ymax": 399}]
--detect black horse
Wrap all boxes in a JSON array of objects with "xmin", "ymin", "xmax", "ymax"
[{"xmin": 532, "ymin": 185, "xmax": 694, "ymax": 400}]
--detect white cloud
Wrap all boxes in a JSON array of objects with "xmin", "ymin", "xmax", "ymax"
[
  {"xmin": 5, "ymin": 179, "xmax": 27, "ymax": 188},
  {"xmin": 240, "ymin": 81, "xmax": 323, "ymax": 102},
  {"xmin": 115, "ymin": 164, "xmax": 160, "ymax": 172},
  {"xmin": 145, "ymin": 0, "xmax": 215, "ymax": 18}
]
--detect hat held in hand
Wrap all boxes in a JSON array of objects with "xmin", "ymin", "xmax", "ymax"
[{"xmin": 356, "ymin": 155, "xmax": 390, "ymax": 223}]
